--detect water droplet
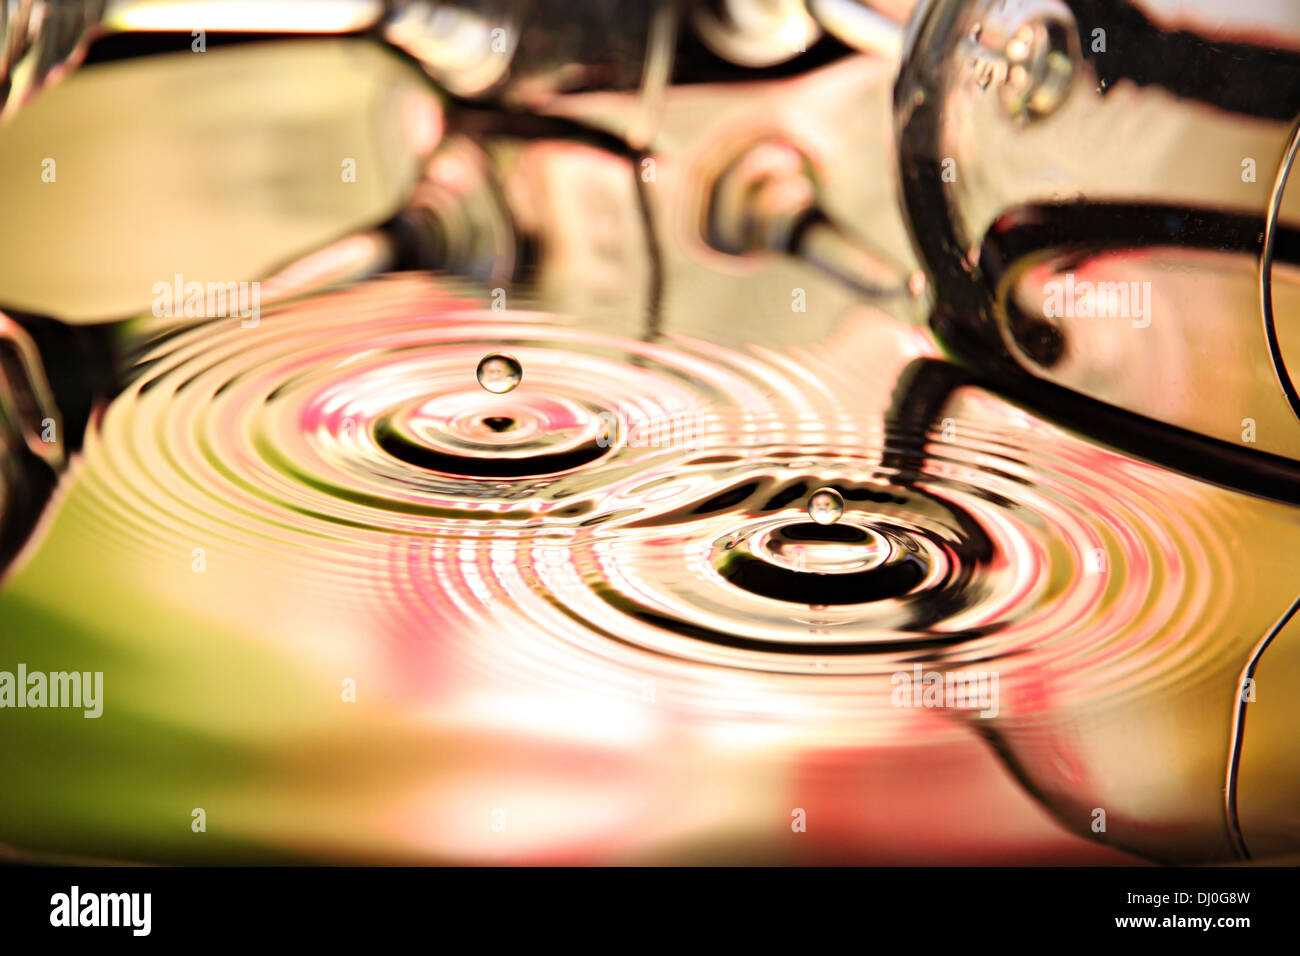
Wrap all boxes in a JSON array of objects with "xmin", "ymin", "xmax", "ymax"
[
  {"xmin": 476, "ymin": 353, "xmax": 522, "ymax": 394},
  {"xmin": 807, "ymin": 487, "xmax": 844, "ymax": 526}
]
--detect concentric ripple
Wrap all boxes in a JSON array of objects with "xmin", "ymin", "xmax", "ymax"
[
  {"xmin": 73, "ymin": 276, "xmax": 1262, "ymax": 721},
  {"xmin": 103, "ymin": 278, "xmax": 795, "ymax": 558}
]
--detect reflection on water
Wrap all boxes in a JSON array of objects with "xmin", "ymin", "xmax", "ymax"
[
  {"xmin": 4, "ymin": 274, "xmax": 1300, "ymax": 863},
  {"xmin": 3, "ymin": 3, "xmax": 1300, "ymax": 866}
]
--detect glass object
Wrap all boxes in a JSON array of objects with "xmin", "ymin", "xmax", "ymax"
[
  {"xmin": 0, "ymin": 0, "xmax": 1298, "ymax": 869},
  {"xmin": 895, "ymin": 0, "xmax": 1300, "ymax": 467}
]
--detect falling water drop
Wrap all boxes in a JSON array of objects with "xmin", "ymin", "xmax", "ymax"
[
  {"xmin": 807, "ymin": 487, "xmax": 844, "ymax": 526},
  {"xmin": 476, "ymin": 353, "xmax": 522, "ymax": 394}
]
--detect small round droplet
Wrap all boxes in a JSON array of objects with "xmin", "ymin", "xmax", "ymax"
[
  {"xmin": 476, "ymin": 353, "xmax": 522, "ymax": 394},
  {"xmin": 807, "ymin": 487, "xmax": 844, "ymax": 526}
]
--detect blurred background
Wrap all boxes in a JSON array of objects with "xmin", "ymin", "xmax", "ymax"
[{"xmin": 0, "ymin": 0, "xmax": 1298, "ymax": 864}]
